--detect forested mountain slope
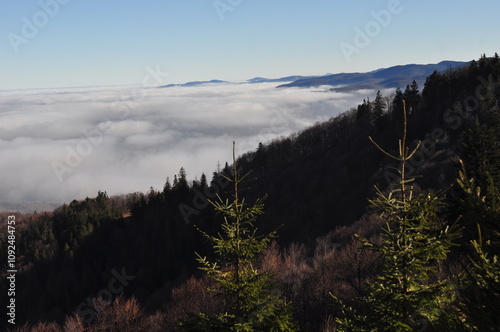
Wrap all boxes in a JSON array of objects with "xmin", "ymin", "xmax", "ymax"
[{"xmin": 1, "ymin": 54, "xmax": 499, "ymax": 330}]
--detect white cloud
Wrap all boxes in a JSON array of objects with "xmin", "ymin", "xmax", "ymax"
[{"xmin": 0, "ymin": 82, "xmax": 380, "ymax": 206}]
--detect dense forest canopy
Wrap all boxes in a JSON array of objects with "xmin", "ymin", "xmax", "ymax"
[{"xmin": 1, "ymin": 53, "xmax": 499, "ymax": 331}]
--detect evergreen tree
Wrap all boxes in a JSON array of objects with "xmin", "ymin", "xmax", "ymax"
[
  {"xmin": 175, "ymin": 167, "xmax": 189, "ymax": 191},
  {"xmin": 356, "ymin": 98, "xmax": 373, "ymax": 124},
  {"xmin": 163, "ymin": 176, "xmax": 172, "ymax": 194},
  {"xmin": 392, "ymin": 87, "xmax": 405, "ymax": 125},
  {"xmin": 373, "ymin": 90, "xmax": 386, "ymax": 121},
  {"xmin": 460, "ymin": 108, "xmax": 500, "ymax": 192},
  {"xmin": 454, "ymin": 164, "xmax": 500, "ymax": 331},
  {"xmin": 200, "ymin": 173, "xmax": 208, "ymax": 189},
  {"xmin": 404, "ymin": 80, "xmax": 421, "ymax": 112},
  {"xmin": 334, "ymin": 101, "xmax": 461, "ymax": 331},
  {"xmin": 422, "ymin": 71, "xmax": 443, "ymax": 108},
  {"xmin": 173, "ymin": 174, "xmax": 179, "ymax": 188},
  {"xmin": 179, "ymin": 142, "xmax": 297, "ymax": 332}
]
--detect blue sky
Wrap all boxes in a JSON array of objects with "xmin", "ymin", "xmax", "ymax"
[{"xmin": 1, "ymin": 0, "xmax": 499, "ymax": 90}]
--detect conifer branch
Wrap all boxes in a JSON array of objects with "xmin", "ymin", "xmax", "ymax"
[{"xmin": 368, "ymin": 136, "xmax": 400, "ymax": 161}]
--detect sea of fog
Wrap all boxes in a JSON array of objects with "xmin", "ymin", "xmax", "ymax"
[{"xmin": 0, "ymin": 82, "xmax": 386, "ymax": 210}]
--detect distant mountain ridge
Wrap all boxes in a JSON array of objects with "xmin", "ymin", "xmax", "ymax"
[
  {"xmin": 160, "ymin": 79, "xmax": 229, "ymax": 88},
  {"xmin": 277, "ymin": 61, "xmax": 469, "ymax": 90},
  {"xmin": 245, "ymin": 75, "xmax": 321, "ymax": 84},
  {"xmin": 158, "ymin": 75, "xmax": 324, "ymax": 88},
  {"xmin": 158, "ymin": 60, "xmax": 469, "ymax": 90}
]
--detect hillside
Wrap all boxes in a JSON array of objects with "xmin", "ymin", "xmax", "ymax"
[
  {"xmin": 155, "ymin": 61, "xmax": 468, "ymax": 92},
  {"xmin": 277, "ymin": 60, "xmax": 468, "ymax": 89},
  {"xmin": 1, "ymin": 54, "xmax": 499, "ymax": 331}
]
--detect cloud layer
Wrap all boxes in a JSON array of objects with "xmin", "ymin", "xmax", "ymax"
[{"xmin": 0, "ymin": 82, "xmax": 383, "ymax": 206}]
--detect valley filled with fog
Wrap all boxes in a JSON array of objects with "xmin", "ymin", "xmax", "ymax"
[{"xmin": 0, "ymin": 82, "xmax": 385, "ymax": 208}]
